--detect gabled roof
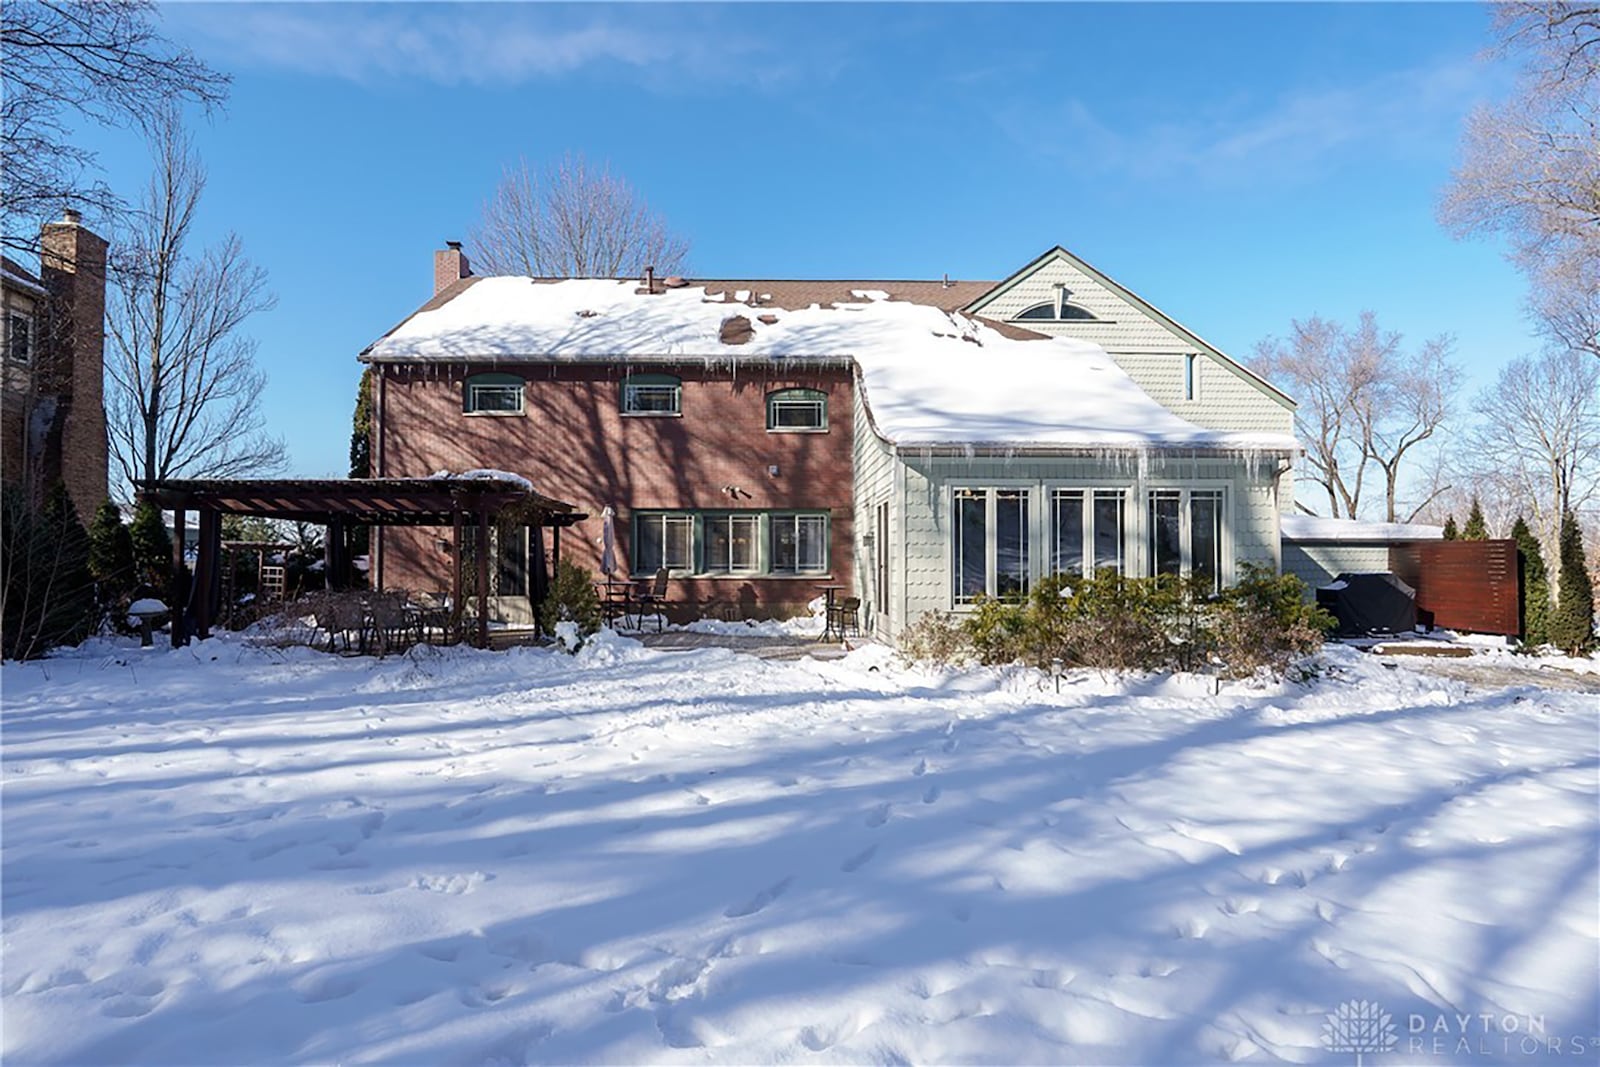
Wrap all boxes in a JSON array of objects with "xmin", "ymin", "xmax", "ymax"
[
  {"xmin": 963, "ymin": 246, "xmax": 1295, "ymax": 408},
  {"xmin": 360, "ymin": 277, "xmax": 1298, "ymax": 453}
]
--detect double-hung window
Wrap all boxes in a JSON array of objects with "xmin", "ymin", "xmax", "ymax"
[
  {"xmin": 621, "ymin": 373, "xmax": 681, "ymax": 416},
  {"xmin": 953, "ymin": 488, "xmax": 1030, "ymax": 604},
  {"xmin": 463, "ymin": 372, "xmax": 523, "ymax": 414},
  {"xmin": 766, "ymin": 388, "xmax": 827, "ymax": 432},
  {"xmin": 704, "ymin": 513, "xmax": 760, "ymax": 573},
  {"xmin": 635, "ymin": 513, "xmax": 693, "ymax": 574},
  {"xmin": 6, "ymin": 313, "xmax": 32, "ymax": 364},
  {"xmin": 1050, "ymin": 489, "xmax": 1125, "ymax": 577},
  {"xmin": 771, "ymin": 513, "xmax": 828, "ymax": 573},
  {"xmin": 1145, "ymin": 488, "xmax": 1225, "ymax": 590}
]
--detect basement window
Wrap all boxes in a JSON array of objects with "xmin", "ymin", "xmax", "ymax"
[{"xmin": 463, "ymin": 372, "xmax": 524, "ymax": 414}]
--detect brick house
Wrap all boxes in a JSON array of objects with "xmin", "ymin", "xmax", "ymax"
[
  {"xmin": 1, "ymin": 210, "xmax": 110, "ymax": 523},
  {"xmin": 360, "ymin": 245, "xmax": 1301, "ymax": 636}
]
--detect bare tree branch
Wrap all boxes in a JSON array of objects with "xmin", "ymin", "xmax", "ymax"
[
  {"xmin": 468, "ymin": 153, "xmax": 689, "ymax": 278},
  {"xmin": 1, "ymin": 0, "xmax": 228, "ymax": 257},
  {"xmin": 105, "ymin": 112, "xmax": 284, "ymax": 496}
]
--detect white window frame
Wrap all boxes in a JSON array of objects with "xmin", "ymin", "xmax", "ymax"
[
  {"xmin": 1183, "ymin": 353, "xmax": 1200, "ymax": 402},
  {"xmin": 633, "ymin": 512, "xmax": 694, "ymax": 575},
  {"xmin": 464, "ymin": 382, "xmax": 524, "ymax": 415},
  {"xmin": 703, "ymin": 512, "xmax": 762, "ymax": 574},
  {"xmin": 1143, "ymin": 486, "xmax": 1229, "ymax": 589},
  {"xmin": 1049, "ymin": 487, "xmax": 1129, "ymax": 577},
  {"xmin": 6, "ymin": 312, "xmax": 32, "ymax": 364},
  {"xmin": 770, "ymin": 512, "xmax": 829, "ymax": 574},
  {"xmin": 950, "ymin": 485, "xmax": 1032, "ymax": 605},
  {"xmin": 621, "ymin": 375, "xmax": 682, "ymax": 417},
  {"xmin": 766, "ymin": 388, "xmax": 828, "ymax": 433}
]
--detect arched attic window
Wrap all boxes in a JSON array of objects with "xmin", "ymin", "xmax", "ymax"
[
  {"xmin": 1014, "ymin": 300, "xmax": 1098, "ymax": 322},
  {"xmin": 463, "ymin": 371, "xmax": 524, "ymax": 414}
]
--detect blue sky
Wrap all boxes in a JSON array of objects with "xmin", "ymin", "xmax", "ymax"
[{"xmin": 72, "ymin": 2, "xmax": 1528, "ymax": 478}]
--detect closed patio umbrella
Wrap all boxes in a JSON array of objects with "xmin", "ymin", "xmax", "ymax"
[{"xmin": 599, "ymin": 506, "xmax": 618, "ymax": 577}]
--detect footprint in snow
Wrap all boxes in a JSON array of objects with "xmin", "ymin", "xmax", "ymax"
[
  {"xmin": 840, "ymin": 845, "xmax": 877, "ymax": 873},
  {"xmin": 725, "ymin": 876, "xmax": 793, "ymax": 918},
  {"xmin": 865, "ymin": 803, "xmax": 891, "ymax": 828},
  {"xmin": 922, "ymin": 785, "xmax": 942, "ymax": 804},
  {"xmin": 912, "ymin": 758, "xmax": 928, "ymax": 777}
]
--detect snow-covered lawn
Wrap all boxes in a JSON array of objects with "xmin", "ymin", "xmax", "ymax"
[{"xmin": 2, "ymin": 635, "xmax": 1596, "ymax": 1065}]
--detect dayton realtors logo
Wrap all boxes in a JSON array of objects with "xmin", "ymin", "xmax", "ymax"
[{"xmin": 1322, "ymin": 1000, "xmax": 1398, "ymax": 1067}]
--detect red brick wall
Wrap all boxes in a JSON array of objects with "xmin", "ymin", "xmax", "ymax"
[{"xmin": 375, "ymin": 362, "xmax": 856, "ymax": 619}]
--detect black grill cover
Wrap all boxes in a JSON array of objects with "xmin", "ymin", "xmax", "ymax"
[{"xmin": 1316, "ymin": 572, "xmax": 1417, "ymax": 636}]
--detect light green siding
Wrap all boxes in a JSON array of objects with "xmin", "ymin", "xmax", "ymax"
[
  {"xmin": 851, "ymin": 390, "xmax": 898, "ymax": 637},
  {"xmin": 1282, "ymin": 541, "xmax": 1391, "ymax": 593},
  {"xmin": 885, "ymin": 450, "xmax": 1286, "ymax": 638},
  {"xmin": 968, "ymin": 251, "xmax": 1295, "ymax": 437}
]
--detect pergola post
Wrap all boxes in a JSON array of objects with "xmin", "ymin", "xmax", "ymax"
[
  {"xmin": 450, "ymin": 506, "xmax": 464, "ymax": 643},
  {"xmin": 551, "ymin": 522, "xmax": 561, "ymax": 578},
  {"xmin": 475, "ymin": 506, "xmax": 491, "ymax": 649},
  {"xmin": 193, "ymin": 508, "xmax": 221, "ymax": 639},
  {"xmin": 170, "ymin": 507, "xmax": 187, "ymax": 648},
  {"xmin": 325, "ymin": 518, "xmax": 346, "ymax": 591}
]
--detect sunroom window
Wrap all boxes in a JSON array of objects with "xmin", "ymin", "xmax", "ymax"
[
  {"xmin": 1145, "ymin": 488, "xmax": 1225, "ymax": 590},
  {"xmin": 621, "ymin": 373, "xmax": 681, "ymax": 416},
  {"xmin": 953, "ymin": 488, "xmax": 1030, "ymax": 604},
  {"xmin": 1051, "ymin": 489, "xmax": 1126, "ymax": 577},
  {"xmin": 463, "ymin": 372, "xmax": 523, "ymax": 414},
  {"xmin": 766, "ymin": 388, "xmax": 827, "ymax": 431}
]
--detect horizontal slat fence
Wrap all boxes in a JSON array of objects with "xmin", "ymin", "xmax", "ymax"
[{"xmin": 1388, "ymin": 540, "xmax": 1521, "ymax": 636}]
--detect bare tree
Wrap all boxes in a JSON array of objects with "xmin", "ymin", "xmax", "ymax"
[
  {"xmin": 1473, "ymin": 347, "xmax": 1600, "ymax": 554},
  {"xmin": 0, "ymin": 0, "xmax": 228, "ymax": 257},
  {"xmin": 1440, "ymin": 2, "xmax": 1600, "ymax": 358},
  {"xmin": 1255, "ymin": 312, "xmax": 1457, "ymax": 521},
  {"xmin": 105, "ymin": 112, "xmax": 284, "ymax": 495},
  {"xmin": 468, "ymin": 153, "xmax": 689, "ymax": 278}
]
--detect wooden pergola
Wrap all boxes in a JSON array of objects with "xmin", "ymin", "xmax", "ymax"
[{"xmin": 136, "ymin": 477, "xmax": 587, "ymax": 649}]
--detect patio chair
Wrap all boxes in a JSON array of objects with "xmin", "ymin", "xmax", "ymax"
[
  {"xmin": 368, "ymin": 594, "xmax": 416, "ymax": 657},
  {"xmin": 828, "ymin": 596, "xmax": 861, "ymax": 639},
  {"xmin": 633, "ymin": 568, "xmax": 672, "ymax": 633},
  {"xmin": 329, "ymin": 597, "xmax": 369, "ymax": 654}
]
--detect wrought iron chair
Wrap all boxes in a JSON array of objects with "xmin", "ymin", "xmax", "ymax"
[{"xmin": 633, "ymin": 568, "xmax": 672, "ymax": 632}]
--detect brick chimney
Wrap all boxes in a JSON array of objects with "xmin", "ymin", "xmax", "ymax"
[
  {"xmin": 434, "ymin": 241, "xmax": 471, "ymax": 295},
  {"xmin": 39, "ymin": 209, "xmax": 108, "ymax": 522}
]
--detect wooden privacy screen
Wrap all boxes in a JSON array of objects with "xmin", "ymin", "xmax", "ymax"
[{"xmin": 1388, "ymin": 539, "xmax": 1521, "ymax": 636}]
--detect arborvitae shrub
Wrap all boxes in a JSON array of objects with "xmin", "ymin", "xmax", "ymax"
[
  {"xmin": 1510, "ymin": 516, "xmax": 1552, "ymax": 648},
  {"xmin": 1550, "ymin": 510, "xmax": 1595, "ymax": 656}
]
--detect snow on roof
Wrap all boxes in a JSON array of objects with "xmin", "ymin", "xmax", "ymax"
[
  {"xmin": 428, "ymin": 468, "xmax": 536, "ymax": 492},
  {"xmin": 1281, "ymin": 515, "xmax": 1445, "ymax": 542},
  {"xmin": 365, "ymin": 278, "xmax": 1299, "ymax": 451},
  {"xmin": 1, "ymin": 259, "xmax": 46, "ymax": 296}
]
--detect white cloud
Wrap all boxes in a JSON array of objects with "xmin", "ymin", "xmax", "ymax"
[
  {"xmin": 164, "ymin": 3, "xmax": 781, "ymax": 89},
  {"xmin": 1001, "ymin": 58, "xmax": 1510, "ymax": 184}
]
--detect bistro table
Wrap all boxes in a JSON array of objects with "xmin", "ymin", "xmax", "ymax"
[
  {"xmin": 595, "ymin": 577, "xmax": 637, "ymax": 629},
  {"xmin": 817, "ymin": 584, "xmax": 846, "ymax": 641}
]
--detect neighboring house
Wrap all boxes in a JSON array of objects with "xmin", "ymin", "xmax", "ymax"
[
  {"xmin": 1280, "ymin": 515, "xmax": 1445, "ymax": 591},
  {"xmin": 359, "ymin": 245, "xmax": 1301, "ymax": 638},
  {"xmin": 1, "ymin": 210, "xmax": 109, "ymax": 524}
]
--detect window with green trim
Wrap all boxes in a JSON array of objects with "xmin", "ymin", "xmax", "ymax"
[
  {"xmin": 621, "ymin": 373, "xmax": 681, "ymax": 415},
  {"xmin": 463, "ymin": 372, "xmax": 524, "ymax": 414},
  {"xmin": 766, "ymin": 388, "xmax": 827, "ymax": 431},
  {"xmin": 771, "ymin": 513, "xmax": 829, "ymax": 574},
  {"xmin": 704, "ymin": 513, "xmax": 761, "ymax": 573}
]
